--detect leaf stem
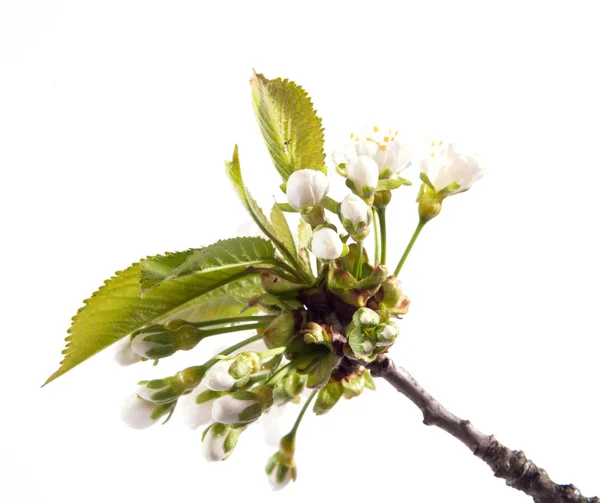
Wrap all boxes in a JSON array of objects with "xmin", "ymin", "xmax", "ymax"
[
  {"xmin": 353, "ymin": 240, "xmax": 364, "ymax": 279},
  {"xmin": 378, "ymin": 207, "xmax": 388, "ymax": 265},
  {"xmin": 393, "ymin": 219, "xmax": 426, "ymax": 277},
  {"xmin": 186, "ymin": 315, "xmax": 275, "ymax": 329},
  {"xmin": 265, "ymin": 361, "xmax": 294, "ymax": 386},
  {"xmin": 321, "ymin": 196, "xmax": 340, "ymax": 214},
  {"xmin": 289, "ymin": 389, "xmax": 318, "ymax": 437},
  {"xmin": 199, "ymin": 321, "xmax": 271, "ymax": 338},
  {"xmin": 373, "ymin": 207, "xmax": 381, "ymax": 265}
]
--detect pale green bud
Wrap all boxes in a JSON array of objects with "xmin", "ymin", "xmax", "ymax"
[
  {"xmin": 274, "ymin": 372, "xmax": 308, "ymax": 405},
  {"xmin": 348, "ymin": 327, "xmax": 375, "ymax": 357},
  {"xmin": 353, "ymin": 307, "xmax": 380, "ymax": 328},
  {"xmin": 131, "ymin": 323, "xmax": 201, "ymax": 359},
  {"xmin": 375, "ymin": 322, "xmax": 399, "ymax": 347}
]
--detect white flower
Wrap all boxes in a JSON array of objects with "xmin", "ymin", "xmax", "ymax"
[
  {"xmin": 286, "ymin": 169, "xmax": 329, "ymax": 211},
  {"xmin": 180, "ymin": 383, "xmax": 215, "ymax": 429},
  {"xmin": 205, "ymin": 359, "xmax": 238, "ymax": 391},
  {"xmin": 346, "ymin": 155, "xmax": 379, "ymax": 194},
  {"xmin": 113, "ymin": 337, "xmax": 141, "ymax": 366},
  {"xmin": 420, "ymin": 140, "xmax": 484, "ymax": 194},
  {"xmin": 340, "ymin": 194, "xmax": 370, "ymax": 226},
  {"xmin": 201, "ymin": 423, "xmax": 241, "ymax": 462},
  {"xmin": 333, "ymin": 125, "xmax": 413, "ymax": 178},
  {"xmin": 120, "ymin": 394, "xmax": 161, "ymax": 429},
  {"xmin": 310, "ymin": 228, "xmax": 344, "ymax": 260},
  {"xmin": 212, "ymin": 394, "xmax": 261, "ymax": 425}
]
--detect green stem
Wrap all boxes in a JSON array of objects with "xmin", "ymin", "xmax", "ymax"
[
  {"xmin": 353, "ymin": 240, "xmax": 363, "ymax": 279},
  {"xmin": 263, "ymin": 260, "xmax": 305, "ymax": 284},
  {"xmin": 199, "ymin": 321, "xmax": 271, "ymax": 338},
  {"xmin": 321, "ymin": 196, "xmax": 340, "ymax": 214},
  {"xmin": 187, "ymin": 316, "xmax": 275, "ymax": 329},
  {"xmin": 373, "ymin": 207, "xmax": 381, "ymax": 264},
  {"xmin": 378, "ymin": 207, "xmax": 387, "ymax": 265},
  {"xmin": 289, "ymin": 390, "xmax": 318, "ymax": 437},
  {"xmin": 265, "ymin": 361, "xmax": 294, "ymax": 386},
  {"xmin": 393, "ymin": 219, "xmax": 426, "ymax": 277},
  {"xmin": 186, "ymin": 333, "xmax": 263, "ymax": 379}
]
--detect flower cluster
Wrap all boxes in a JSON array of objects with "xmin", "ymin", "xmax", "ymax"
[{"xmin": 59, "ymin": 74, "xmax": 484, "ymax": 491}]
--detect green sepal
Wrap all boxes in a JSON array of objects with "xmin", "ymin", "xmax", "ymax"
[
  {"xmin": 376, "ymin": 177, "xmax": 412, "ymax": 190},
  {"xmin": 277, "ymin": 202, "xmax": 296, "ymax": 212},
  {"xmin": 306, "ymin": 353, "xmax": 340, "ymax": 389},
  {"xmin": 313, "ymin": 380, "xmax": 343, "ymax": 415},
  {"xmin": 342, "ymin": 373, "xmax": 365, "ymax": 399},
  {"xmin": 363, "ymin": 369, "xmax": 376, "ymax": 390}
]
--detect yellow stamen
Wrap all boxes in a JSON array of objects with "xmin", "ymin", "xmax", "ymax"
[
  {"xmin": 430, "ymin": 152, "xmax": 435, "ymax": 158},
  {"xmin": 383, "ymin": 136, "xmax": 389, "ymax": 142},
  {"xmin": 431, "ymin": 140, "xmax": 435, "ymax": 146},
  {"xmin": 373, "ymin": 126, "xmax": 379, "ymax": 132},
  {"xmin": 350, "ymin": 132, "xmax": 355, "ymax": 139},
  {"xmin": 366, "ymin": 136, "xmax": 373, "ymax": 141}
]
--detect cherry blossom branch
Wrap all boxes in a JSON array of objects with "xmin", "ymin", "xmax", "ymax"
[{"xmin": 366, "ymin": 354, "xmax": 599, "ymax": 503}]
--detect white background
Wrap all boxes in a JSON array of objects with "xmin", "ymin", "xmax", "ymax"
[{"xmin": 1, "ymin": 1, "xmax": 599, "ymax": 502}]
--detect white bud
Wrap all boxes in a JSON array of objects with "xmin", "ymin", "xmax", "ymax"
[
  {"xmin": 310, "ymin": 228, "xmax": 344, "ymax": 260},
  {"xmin": 113, "ymin": 337, "xmax": 142, "ymax": 366},
  {"xmin": 286, "ymin": 169, "xmax": 329, "ymax": 211},
  {"xmin": 205, "ymin": 359, "xmax": 238, "ymax": 391},
  {"xmin": 201, "ymin": 423, "xmax": 241, "ymax": 462},
  {"xmin": 202, "ymin": 427, "xmax": 228, "ymax": 462},
  {"xmin": 180, "ymin": 384, "xmax": 215, "ymax": 430},
  {"xmin": 120, "ymin": 394, "xmax": 160, "ymax": 429},
  {"xmin": 354, "ymin": 307, "xmax": 380, "ymax": 328},
  {"xmin": 130, "ymin": 330, "xmax": 170, "ymax": 359},
  {"xmin": 340, "ymin": 194, "xmax": 370, "ymax": 226},
  {"xmin": 346, "ymin": 155, "xmax": 379, "ymax": 194},
  {"xmin": 212, "ymin": 394, "xmax": 261, "ymax": 425},
  {"xmin": 266, "ymin": 454, "xmax": 296, "ymax": 491},
  {"xmin": 420, "ymin": 140, "xmax": 483, "ymax": 194},
  {"xmin": 360, "ymin": 339, "xmax": 374, "ymax": 354}
]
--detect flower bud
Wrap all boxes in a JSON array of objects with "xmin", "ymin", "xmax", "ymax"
[
  {"xmin": 137, "ymin": 376, "xmax": 185, "ymax": 404},
  {"xmin": 286, "ymin": 169, "xmax": 329, "ymax": 211},
  {"xmin": 339, "ymin": 193, "xmax": 371, "ymax": 238},
  {"xmin": 201, "ymin": 423, "xmax": 243, "ymax": 462},
  {"xmin": 301, "ymin": 322, "xmax": 327, "ymax": 345},
  {"xmin": 265, "ymin": 452, "xmax": 297, "ymax": 491},
  {"xmin": 274, "ymin": 371, "xmax": 307, "ymax": 405},
  {"xmin": 130, "ymin": 323, "xmax": 201, "ymax": 359},
  {"xmin": 347, "ymin": 327, "xmax": 375, "ymax": 357},
  {"xmin": 346, "ymin": 155, "xmax": 379, "ymax": 198},
  {"xmin": 352, "ymin": 307, "xmax": 380, "ymax": 328},
  {"xmin": 180, "ymin": 383, "xmax": 220, "ymax": 429},
  {"xmin": 113, "ymin": 336, "xmax": 142, "ymax": 366},
  {"xmin": 211, "ymin": 385, "xmax": 273, "ymax": 425},
  {"xmin": 310, "ymin": 228, "xmax": 345, "ymax": 260},
  {"xmin": 120, "ymin": 394, "xmax": 174, "ymax": 429},
  {"xmin": 375, "ymin": 322, "xmax": 399, "ymax": 347}
]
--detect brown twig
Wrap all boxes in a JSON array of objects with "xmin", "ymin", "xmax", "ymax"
[{"xmin": 367, "ymin": 354, "xmax": 599, "ymax": 503}]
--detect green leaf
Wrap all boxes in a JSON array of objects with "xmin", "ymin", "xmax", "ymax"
[
  {"xmin": 139, "ymin": 250, "xmax": 195, "ymax": 290},
  {"xmin": 225, "ymin": 146, "xmax": 313, "ymax": 283},
  {"xmin": 276, "ymin": 202, "xmax": 295, "ymax": 212},
  {"xmin": 44, "ymin": 262, "xmax": 264, "ymax": 386},
  {"xmin": 269, "ymin": 205, "xmax": 297, "ymax": 261},
  {"xmin": 250, "ymin": 71, "xmax": 325, "ymax": 181},
  {"xmin": 297, "ymin": 218, "xmax": 312, "ymax": 267},
  {"xmin": 166, "ymin": 237, "xmax": 275, "ymax": 281}
]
